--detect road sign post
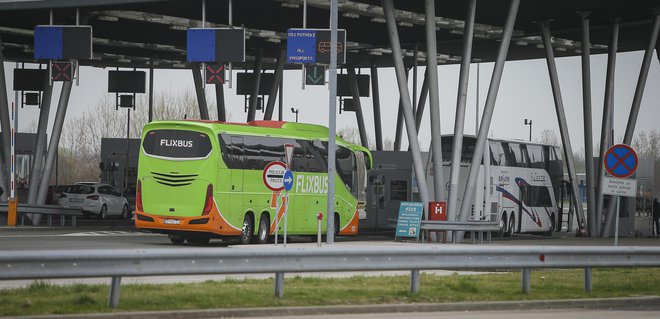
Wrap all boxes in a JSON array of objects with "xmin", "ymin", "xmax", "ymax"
[
  {"xmin": 602, "ymin": 144, "xmax": 639, "ymax": 246},
  {"xmin": 263, "ymin": 161, "xmax": 286, "ymax": 245},
  {"xmin": 283, "ymin": 170, "xmax": 294, "ymax": 247}
]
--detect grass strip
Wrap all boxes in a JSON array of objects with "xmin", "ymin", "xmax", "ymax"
[{"xmin": 1, "ymin": 268, "xmax": 659, "ymax": 316}]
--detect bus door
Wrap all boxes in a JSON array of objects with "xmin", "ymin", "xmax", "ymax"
[{"xmin": 228, "ymin": 136, "xmax": 244, "ymax": 217}]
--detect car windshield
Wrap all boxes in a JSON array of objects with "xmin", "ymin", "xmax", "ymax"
[{"xmin": 65, "ymin": 185, "xmax": 95, "ymax": 194}]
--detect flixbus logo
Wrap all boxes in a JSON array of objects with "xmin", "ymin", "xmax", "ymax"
[
  {"xmin": 295, "ymin": 175, "xmax": 328, "ymax": 194},
  {"xmin": 160, "ymin": 139, "xmax": 193, "ymax": 148}
]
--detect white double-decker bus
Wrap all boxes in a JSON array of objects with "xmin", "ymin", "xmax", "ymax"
[{"xmin": 427, "ymin": 135, "xmax": 564, "ymax": 236}]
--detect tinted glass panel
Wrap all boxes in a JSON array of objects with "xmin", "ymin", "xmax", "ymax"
[
  {"xmin": 522, "ymin": 185, "xmax": 553, "ymax": 207},
  {"xmin": 65, "ymin": 185, "xmax": 94, "ymax": 194},
  {"xmin": 389, "ymin": 180, "xmax": 408, "ymax": 201},
  {"xmin": 528, "ymin": 145, "xmax": 545, "ymax": 169},
  {"xmin": 336, "ymin": 146, "xmax": 355, "ymax": 192},
  {"xmin": 490, "ymin": 141, "xmax": 506, "ymax": 166},
  {"xmin": 143, "ymin": 130, "xmax": 212, "ymax": 159},
  {"xmin": 440, "ymin": 136, "xmax": 477, "ymax": 163},
  {"xmin": 219, "ymin": 134, "xmax": 329, "ymax": 173},
  {"xmin": 507, "ymin": 143, "xmax": 529, "ymax": 167}
]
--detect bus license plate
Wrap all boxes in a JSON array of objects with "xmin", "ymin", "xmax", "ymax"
[{"xmin": 163, "ymin": 219, "xmax": 180, "ymax": 225}]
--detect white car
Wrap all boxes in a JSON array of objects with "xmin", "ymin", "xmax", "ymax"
[{"xmin": 59, "ymin": 183, "xmax": 129, "ymax": 219}]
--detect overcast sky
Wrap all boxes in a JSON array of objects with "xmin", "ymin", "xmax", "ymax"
[{"xmin": 4, "ymin": 49, "xmax": 660, "ymax": 154}]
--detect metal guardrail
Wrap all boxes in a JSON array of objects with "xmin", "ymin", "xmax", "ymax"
[
  {"xmin": 0, "ymin": 203, "xmax": 83, "ymax": 226},
  {"xmin": 1, "ymin": 245, "xmax": 659, "ymax": 308},
  {"xmin": 420, "ymin": 221, "xmax": 502, "ymax": 244}
]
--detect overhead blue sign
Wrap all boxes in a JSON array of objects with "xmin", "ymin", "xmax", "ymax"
[
  {"xmin": 286, "ymin": 28, "xmax": 346, "ymax": 65},
  {"xmin": 283, "ymin": 170, "xmax": 294, "ymax": 192},
  {"xmin": 286, "ymin": 29, "xmax": 317, "ymax": 64},
  {"xmin": 395, "ymin": 202, "xmax": 424, "ymax": 239},
  {"xmin": 604, "ymin": 144, "xmax": 638, "ymax": 178},
  {"xmin": 34, "ymin": 25, "xmax": 92, "ymax": 60},
  {"xmin": 187, "ymin": 28, "xmax": 245, "ymax": 63}
]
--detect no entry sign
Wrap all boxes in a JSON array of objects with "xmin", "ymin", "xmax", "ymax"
[
  {"xmin": 263, "ymin": 161, "xmax": 286, "ymax": 191},
  {"xmin": 604, "ymin": 144, "xmax": 638, "ymax": 178}
]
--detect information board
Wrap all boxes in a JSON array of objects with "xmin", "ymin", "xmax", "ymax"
[
  {"xmin": 603, "ymin": 177, "xmax": 637, "ymax": 197},
  {"xmin": 395, "ymin": 202, "xmax": 424, "ymax": 238},
  {"xmin": 286, "ymin": 28, "xmax": 346, "ymax": 65}
]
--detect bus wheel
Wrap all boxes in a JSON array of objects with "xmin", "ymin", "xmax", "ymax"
[
  {"xmin": 544, "ymin": 214, "xmax": 555, "ymax": 237},
  {"xmin": 240, "ymin": 215, "xmax": 253, "ymax": 245},
  {"xmin": 168, "ymin": 234, "xmax": 185, "ymax": 244},
  {"xmin": 187, "ymin": 234, "xmax": 210, "ymax": 245},
  {"xmin": 506, "ymin": 213, "xmax": 515, "ymax": 237},
  {"xmin": 255, "ymin": 214, "xmax": 269, "ymax": 244},
  {"xmin": 497, "ymin": 214, "xmax": 507, "ymax": 238}
]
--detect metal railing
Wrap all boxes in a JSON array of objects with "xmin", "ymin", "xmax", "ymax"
[
  {"xmin": 420, "ymin": 221, "xmax": 502, "ymax": 244},
  {"xmin": 0, "ymin": 203, "xmax": 83, "ymax": 226},
  {"xmin": 1, "ymin": 245, "xmax": 659, "ymax": 308}
]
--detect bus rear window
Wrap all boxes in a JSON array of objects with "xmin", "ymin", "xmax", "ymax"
[{"xmin": 142, "ymin": 130, "xmax": 212, "ymax": 159}]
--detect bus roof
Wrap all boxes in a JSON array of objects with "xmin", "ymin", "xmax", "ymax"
[
  {"xmin": 143, "ymin": 120, "xmax": 355, "ymax": 148},
  {"xmin": 440, "ymin": 134, "xmax": 560, "ymax": 149}
]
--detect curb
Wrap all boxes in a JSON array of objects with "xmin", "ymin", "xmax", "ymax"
[{"xmin": 5, "ymin": 296, "xmax": 660, "ymax": 319}]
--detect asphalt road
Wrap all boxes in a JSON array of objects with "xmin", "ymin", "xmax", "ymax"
[{"xmin": 235, "ymin": 308, "xmax": 660, "ymax": 319}]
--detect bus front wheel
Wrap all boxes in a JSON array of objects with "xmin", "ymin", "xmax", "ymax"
[
  {"xmin": 168, "ymin": 234, "xmax": 185, "ymax": 244},
  {"xmin": 240, "ymin": 214, "xmax": 254, "ymax": 245}
]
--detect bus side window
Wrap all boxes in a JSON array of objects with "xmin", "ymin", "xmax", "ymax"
[
  {"xmin": 528, "ymin": 145, "xmax": 545, "ymax": 169},
  {"xmin": 490, "ymin": 141, "xmax": 505, "ymax": 166}
]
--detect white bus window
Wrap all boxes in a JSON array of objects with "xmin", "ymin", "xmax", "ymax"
[
  {"xmin": 490, "ymin": 141, "xmax": 506, "ymax": 166},
  {"xmin": 527, "ymin": 145, "xmax": 545, "ymax": 169},
  {"xmin": 522, "ymin": 185, "xmax": 553, "ymax": 207},
  {"xmin": 508, "ymin": 143, "xmax": 529, "ymax": 168}
]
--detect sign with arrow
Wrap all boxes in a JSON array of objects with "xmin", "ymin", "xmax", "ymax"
[
  {"xmin": 305, "ymin": 65, "xmax": 325, "ymax": 85},
  {"xmin": 283, "ymin": 170, "xmax": 294, "ymax": 192}
]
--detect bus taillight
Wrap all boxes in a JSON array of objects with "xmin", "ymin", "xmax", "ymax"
[
  {"xmin": 202, "ymin": 183, "xmax": 213, "ymax": 216},
  {"xmin": 136, "ymin": 180, "xmax": 143, "ymax": 212}
]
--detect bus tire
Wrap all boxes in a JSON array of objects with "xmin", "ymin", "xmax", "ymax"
[
  {"xmin": 506, "ymin": 213, "xmax": 515, "ymax": 237},
  {"xmin": 240, "ymin": 214, "xmax": 254, "ymax": 245},
  {"xmin": 544, "ymin": 213, "xmax": 555, "ymax": 237},
  {"xmin": 186, "ymin": 234, "xmax": 210, "ymax": 245},
  {"xmin": 168, "ymin": 234, "xmax": 185, "ymax": 244},
  {"xmin": 497, "ymin": 214, "xmax": 507, "ymax": 238},
  {"xmin": 255, "ymin": 213, "xmax": 270, "ymax": 244}
]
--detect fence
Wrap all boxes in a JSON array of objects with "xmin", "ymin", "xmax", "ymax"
[{"xmin": 1, "ymin": 245, "xmax": 659, "ymax": 307}]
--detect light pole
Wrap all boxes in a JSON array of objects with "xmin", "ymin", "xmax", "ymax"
[
  {"xmin": 290, "ymin": 107, "xmax": 299, "ymax": 123},
  {"xmin": 524, "ymin": 118, "xmax": 533, "ymax": 141}
]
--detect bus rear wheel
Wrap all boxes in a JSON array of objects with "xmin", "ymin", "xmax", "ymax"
[
  {"xmin": 240, "ymin": 215, "xmax": 253, "ymax": 245},
  {"xmin": 255, "ymin": 214, "xmax": 270, "ymax": 244},
  {"xmin": 506, "ymin": 213, "xmax": 515, "ymax": 237},
  {"xmin": 187, "ymin": 234, "xmax": 210, "ymax": 245},
  {"xmin": 168, "ymin": 234, "xmax": 185, "ymax": 244}
]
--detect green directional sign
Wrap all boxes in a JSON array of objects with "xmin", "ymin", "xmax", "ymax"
[{"xmin": 305, "ymin": 65, "xmax": 325, "ymax": 86}]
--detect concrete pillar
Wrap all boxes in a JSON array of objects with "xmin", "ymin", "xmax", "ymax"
[{"xmin": 191, "ymin": 63, "xmax": 209, "ymax": 120}]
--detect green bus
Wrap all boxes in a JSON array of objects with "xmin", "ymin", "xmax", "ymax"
[{"xmin": 135, "ymin": 120, "xmax": 372, "ymax": 244}]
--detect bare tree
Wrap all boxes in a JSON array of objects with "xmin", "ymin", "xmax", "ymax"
[{"xmin": 536, "ymin": 129, "xmax": 560, "ymax": 146}]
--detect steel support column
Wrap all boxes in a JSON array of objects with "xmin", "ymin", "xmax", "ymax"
[
  {"xmin": 264, "ymin": 49, "xmax": 286, "ymax": 121},
  {"xmin": 447, "ymin": 0, "xmax": 477, "ymax": 222},
  {"xmin": 27, "ymin": 77, "xmax": 54, "ymax": 223},
  {"xmin": 579, "ymin": 13, "xmax": 597, "ymax": 236},
  {"xmin": 382, "ymin": 0, "xmax": 430, "ymax": 216},
  {"xmin": 148, "ymin": 62, "xmax": 154, "ymax": 122},
  {"xmin": 0, "ymin": 35, "xmax": 10, "ymax": 201},
  {"xmin": 371, "ymin": 66, "xmax": 383, "ymax": 151},
  {"xmin": 215, "ymin": 83, "xmax": 226, "ymax": 121},
  {"xmin": 278, "ymin": 73, "xmax": 283, "ymax": 121},
  {"xmin": 539, "ymin": 20, "xmax": 586, "ymax": 233},
  {"xmin": 326, "ymin": 0, "xmax": 339, "ymax": 244},
  {"xmin": 458, "ymin": 0, "xmax": 519, "ymax": 225},
  {"xmin": 347, "ymin": 67, "xmax": 369, "ymax": 149},
  {"xmin": 596, "ymin": 19, "xmax": 619, "ymax": 237},
  {"xmin": 191, "ymin": 64, "xmax": 209, "ymax": 120},
  {"xmin": 393, "ymin": 69, "xmax": 409, "ymax": 151},
  {"xmin": 36, "ymin": 70, "xmax": 75, "ymax": 205},
  {"xmin": 247, "ymin": 48, "xmax": 263, "ymax": 122},
  {"xmin": 602, "ymin": 14, "xmax": 660, "ymax": 237},
  {"xmin": 425, "ymin": 0, "xmax": 444, "ymax": 202},
  {"xmin": 413, "ymin": 69, "xmax": 429, "ymax": 134}
]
